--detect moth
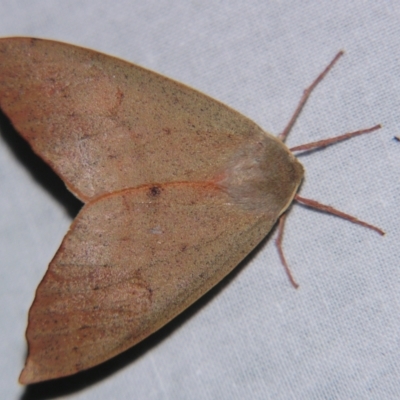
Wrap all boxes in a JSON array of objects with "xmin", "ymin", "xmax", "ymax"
[{"xmin": 0, "ymin": 38, "xmax": 383, "ymax": 384}]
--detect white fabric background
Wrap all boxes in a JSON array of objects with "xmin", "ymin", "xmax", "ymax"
[{"xmin": 0, "ymin": 1, "xmax": 399, "ymax": 399}]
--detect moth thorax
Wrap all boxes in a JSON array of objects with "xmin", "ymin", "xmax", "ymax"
[{"xmin": 217, "ymin": 137, "xmax": 304, "ymax": 214}]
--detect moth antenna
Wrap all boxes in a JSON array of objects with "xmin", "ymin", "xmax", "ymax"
[
  {"xmin": 278, "ymin": 50, "xmax": 344, "ymax": 143},
  {"xmin": 275, "ymin": 214, "xmax": 299, "ymax": 289},
  {"xmin": 295, "ymin": 195, "xmax": 385, "ymax": 236},
  {"xmin": 276, "ymin": 53, "xmax": 383, "ymax": 288},
  {"xmin": 290, "ymin": 124, "xmax": 381, "ymax": 152}
]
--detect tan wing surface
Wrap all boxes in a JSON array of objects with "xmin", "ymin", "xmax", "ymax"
[
  {"xmin": 0, "ymin": 37, "xmax": 278, "ymax": 202},
  {"xmin": 2, "ymin": 38, "xmax": 304, "ymax": 384},
  {"xmin": 19, "ymin": 182, "xmax": 274, "ymax": 384}
]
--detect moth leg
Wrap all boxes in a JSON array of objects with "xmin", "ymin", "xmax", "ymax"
[
  {"xmin": 275, "ymin": 214, "xmax": 299, "ymax": 289},
  {"xmin": 294, "ymin": 195, "xmax": 384, "ymax": 236}
]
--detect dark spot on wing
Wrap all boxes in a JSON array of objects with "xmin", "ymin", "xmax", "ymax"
[{"xmin": 148, "ymin": 186, "xmax": 162, "ymax": 197}]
